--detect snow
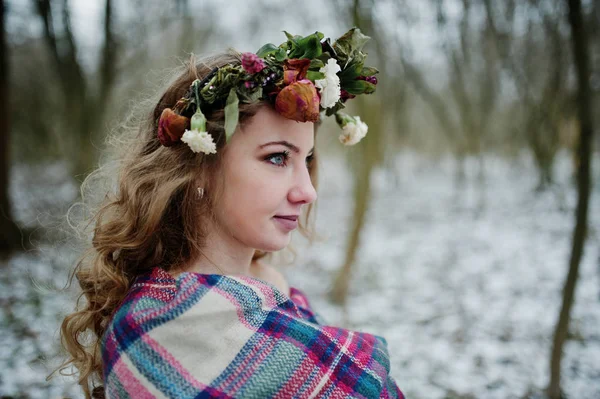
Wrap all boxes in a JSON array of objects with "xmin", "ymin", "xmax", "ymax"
[
  {"xmin": 1, "ymin": 151, "xmax": 599, "ymax": 398},
  {"xmin": 287, "ymin": 150, "xmax": 600, "ymax": 399}
]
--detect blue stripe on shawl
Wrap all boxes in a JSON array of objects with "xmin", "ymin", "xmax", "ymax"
[
  {"xmin": 124, "ymin": 331, "xmax": 201, "ymax": 398},
  {"xmin": 216, "ymin": 277, "xmax": 274, "ymax": 328},
  {"xmin": 105, "ymin": 367, "xmax": 130, "ymax": 399},
  {"xmin": 104, "ymin": 274, "xmax": 219, "ymax": 377},
  {"xmin": 102, "ymin": 268, "xmax": 404, "ymax": 398},
  {"xmin": 233, "ymin": 336, "xmax": 306, "ymax": 398}
]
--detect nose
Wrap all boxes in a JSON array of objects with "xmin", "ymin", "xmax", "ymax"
[{"xmin": 288, "ymin": 165, "xmax": 317, "ymax": 205}]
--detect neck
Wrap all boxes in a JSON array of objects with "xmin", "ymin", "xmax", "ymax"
[{"xmin": 183, "ymin": 225, "xmax": 256, "ymax": 277}]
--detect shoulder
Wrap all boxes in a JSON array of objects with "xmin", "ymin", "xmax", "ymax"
[
  {"xmin": 101, "ymin": 269, "xmax": 403, "ymax": 398},
  {"xmin": 250, "ymin": 260, "xmax": 290, "ymax": 297}
]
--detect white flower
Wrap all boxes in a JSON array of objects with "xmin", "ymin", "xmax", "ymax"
[
  {"xmin": 338, "ymin": 116, "xmax": 368, "ymax": 146},
  {"xmin": 314, "ymin": 58, "xmax": 341, "ymax": 109},
  {"xmin": 181, "ymin": 129, "xmax": 217, "ymax": 154}
]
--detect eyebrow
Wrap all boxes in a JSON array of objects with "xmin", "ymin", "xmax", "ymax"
[{"xmin": 259, "ymin": 141, "xmax": 314, "ymax": 154}]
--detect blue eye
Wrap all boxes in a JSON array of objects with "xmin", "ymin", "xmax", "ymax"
[{"xmin": 266, "ymin": 151, "xmax": 289, "ymax": 167}]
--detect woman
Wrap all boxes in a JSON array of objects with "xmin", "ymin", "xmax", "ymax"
[{"xmin": 56, "ymin": 28, "xmax": 403, "ymax": 398}]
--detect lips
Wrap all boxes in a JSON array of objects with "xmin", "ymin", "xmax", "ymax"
[
  {"xmin": 273, "ymin": 215, "xmax": 299, "ymax": 231},
  {"xmin": 274, "ymin": 215, "xmax": 299, "ymax": 221}
]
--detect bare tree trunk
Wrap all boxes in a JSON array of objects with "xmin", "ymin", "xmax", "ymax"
[
  {"xmin": 34, "ymin": 0, "xmax": 117, "ymax": 176},
  {"xmin": 548, "ymin": 0, "xmax": 594, "ymax": 397},
  {"xmin": 98, "ymin": 0, "xmax": 117, "ymax": 114},
  {"xmin": 330, "ymin": 132, "xmax": 375, "ymax": 305},
  {"xmin": 483, "ymin": 0, "xmax": 565, "ymax": 191},
  {"xmin": 0, "ymin": 0, "xmax": 23, "ymax": 257},
  {"xmin": 329, "ymin": 0, "xmax": 383, "ymax": 305}
]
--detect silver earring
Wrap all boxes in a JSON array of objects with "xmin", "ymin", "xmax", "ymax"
[{"xmin": 197, "ymin": 187, "xmax": 205, "ymax": 199}]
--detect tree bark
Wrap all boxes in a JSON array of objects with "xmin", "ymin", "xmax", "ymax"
[
  {"xmin": 33, "ymin": 0, "xmax": 117, "ymax": 176},
  {"xmin": 483, "ymin": 0, "xmax": 565, "ymax": 191},
  {"xmin": 0, "ymin": 0, "xmax": 23, "ymax": 257},
  {"xmin": 329, "ymin": 0, "xmax": 383, "ymax": 305},
  {"xmin": 330, "ymin": 132, "xmax": 375, "ymax": 305},
  {"xmin": 548, "ymin": 0, "xmax": 594, "ymax": 397}
]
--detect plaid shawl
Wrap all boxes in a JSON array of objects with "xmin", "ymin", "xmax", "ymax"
[{"xmin": 102, "ymin": 267, "xmax": 404, "ymax": 398}]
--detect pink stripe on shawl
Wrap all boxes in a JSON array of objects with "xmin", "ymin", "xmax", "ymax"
[
  {"xmin": 112, "ymin": 357, "xmax": 156, "ymax": 399},
  {"xmin": 272, "ymin": 356, "xmax": 321, "ymax": 399},
  {"xmin": 290, "ymin": 287, "xmax": 310, "ymax": 308}
]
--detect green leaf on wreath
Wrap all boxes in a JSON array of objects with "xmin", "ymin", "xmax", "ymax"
[
  {"xmin": 360, "ymin": 66, "xmax": 379, "ymax": 76},
  {"xmin": 306, "ymin": 71, "xmax": 325, "ymax": 82},
  {"xmin": 224, "ymin": 88, "xmax": 239, "ymax": 142},
  {"xmin": 310, "ymin": 59, "xmax": 325, "ymax": 69},
  {"xmin": 256, "ymin": 43, "xmax": 279, "ymax": 58},
  {"xmin": 343, "ymin": 79, "xmax": 376, "ymax": 95}
]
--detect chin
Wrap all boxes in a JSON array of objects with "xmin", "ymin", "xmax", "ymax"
[{"xmin": 255, "ymin": 234, "xmax": 291, "ymax": 252}]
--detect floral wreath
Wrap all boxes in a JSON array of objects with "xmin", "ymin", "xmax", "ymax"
[{"xmin": 157, "ymin": 27, "xmax": 378, "ymax": 154}]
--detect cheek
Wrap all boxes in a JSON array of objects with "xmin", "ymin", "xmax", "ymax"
[{"xmin": 221, "ymin": 163, "xmax": 285, "ymax": 223}]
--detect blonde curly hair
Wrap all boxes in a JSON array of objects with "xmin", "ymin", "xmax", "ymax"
[{"xmin": 50, "ymin": 50, "xmax": 319, "ymax": 398}]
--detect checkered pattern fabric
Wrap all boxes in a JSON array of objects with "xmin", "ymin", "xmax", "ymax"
[{"xmin": 102, "ymin": 267, "xmax": 404, "ymax": 398}]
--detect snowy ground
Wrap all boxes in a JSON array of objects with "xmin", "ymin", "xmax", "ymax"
[{"xmin": 1, "ymin": 151, "xmax": 599, "ymax": 398}]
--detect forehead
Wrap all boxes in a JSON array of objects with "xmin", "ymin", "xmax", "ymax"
[{"xmin": 233, "ymin": 106, "xmax": 315, "ymax": 151}]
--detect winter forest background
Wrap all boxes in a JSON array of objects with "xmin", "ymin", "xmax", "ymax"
[{"xmin": 0, "ymin": 0, "xmax": 599, "ymax": 398}]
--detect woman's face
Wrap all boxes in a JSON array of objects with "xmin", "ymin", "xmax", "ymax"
[{"xmin": 214, "ymin": 105, "xmax": 317, "ymax": 252}]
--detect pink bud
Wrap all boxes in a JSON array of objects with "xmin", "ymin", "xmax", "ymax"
[
  {"xmin": 340, "ymin": 89, "xmax": 356, "ymax": 103},
  {"xmin": 241, "ymin": 52, "xmax": 266, "ymax": 74},
  {"xmin": 356, "ymin": 75, "xmax": 378, "ymax": 85}
]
